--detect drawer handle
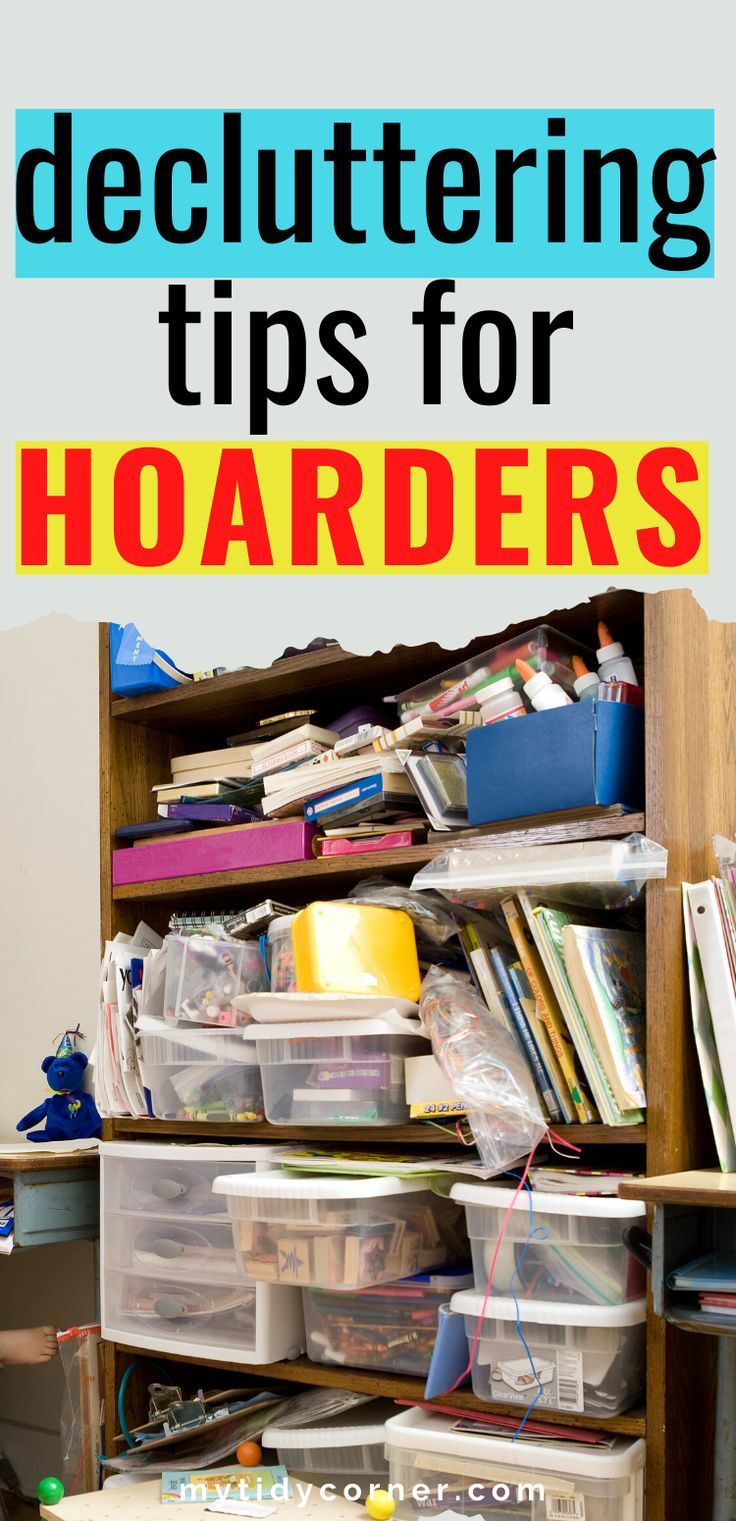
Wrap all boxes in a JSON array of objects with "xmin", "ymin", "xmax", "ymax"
[
  {"xmin": 152, "ymin": 1294, "xmax": 189, "ymax": 1320},
  {"xmin": 151, "ymin": 1178, "xmax": 188, "ymax": 1201},
  {"xmin": 151, "ymin": 1238, "xmax": 185, "ymax": 1260}
]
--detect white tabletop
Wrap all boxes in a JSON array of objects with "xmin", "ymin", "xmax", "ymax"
[{"xmin": 41, "ymin": 1478, "xmax": 369, "ymax": 1521}]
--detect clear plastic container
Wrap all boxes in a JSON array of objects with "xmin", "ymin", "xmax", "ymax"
[
  {"xmin": 100, "ymin": 1141, "xmax": 283, "ymax": 1219},
  {"xmin": 452, "ymin": 1290, "xmax": 646, "ymax": 1416},
  {"xmin": 164, "ymin": 935, "xmax": 269, "ymax": 1026},
  {"xmin": 303, "ymin": 1268, "xmax": 474, "ymax": 1375},
  {"xmin": 262, "ymin": 1401, "xmax": 394, "ymax": 1484},
  {"xmin": 412, "ymin": 834, "xmax": 667, "ymax": 910},
  {"xmin": 394, "ymin": 625, "xmax": 597, "ymax": 716},
  {"xmin": 106, "ymin": 1215, "xmax": 242, "ymax": 1281},
  {"xmin": 292, "ymin": 902, "xmax": 421, "ymax": 1001},
  {"xmin": 243, "ymin": 1015, "xmax": 428, "ymax": 1125},
  {"xmin": 100, "ymin": 1269, "xmax": 304, "ymax": 1364},
  {"xmin": 138, "ymin": 1026, "xmax": 264, "ymax": 1123},
  {"xmin": 450, "ymin": 1183, "xmax": 646, "ymax": 1306},
  {"xmin": 385, "ymin": 1408, "xmax": 645, "ymax": 1521},
  {"xmin": 268, "ymin": 914, "xmax": 297, "ymax": 992},
  {"xmin": 212, "ymin": 1173, "xmax": 468, "ymax": 1290}
]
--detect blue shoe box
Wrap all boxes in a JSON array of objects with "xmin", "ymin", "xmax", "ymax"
[{"xmin": 466, "ymin": 700, "xmax": 644, "ymax": 824}]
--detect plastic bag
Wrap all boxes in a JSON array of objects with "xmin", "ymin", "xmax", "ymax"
[
  {"xmin": 412, "ymin": 833, "xmax": 667, "ymax": 910},
  {"xmin": 58, "ymin": 1324, "xmax": 102, "ymax": 1494},
  {"xmin": 418, "ymin": 967, "xmax": 546, "ymax": 1173},
  {"xmin": 347, "ymin": 877, "xmax": 458, "ymax": 943}
]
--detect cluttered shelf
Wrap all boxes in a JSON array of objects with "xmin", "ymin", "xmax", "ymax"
[
  {"xmin": 111, "ymin": 811, "xmax": 646, "ymax": 903},
  {"xmin": 104, "ymin": 1117, "xmax": 647, "ymax": 1145},
  {"xmin": 106, "ymin": 1343, "xmax": 646, "ymax": 1438}
]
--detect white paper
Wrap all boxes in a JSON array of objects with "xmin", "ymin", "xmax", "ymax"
[{"xmin": 206, "ymin": 1504, "xmax": 276, "ymax": 1518}]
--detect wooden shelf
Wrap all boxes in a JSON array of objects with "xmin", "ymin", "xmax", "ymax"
[
  {"xmin": 111, "ymin": 811, "xmax": 646, "ymax": 903},
  {"xmin": 619, "ymin": 1170, "xmax": 736, "ymax": 1209},
  {"xmin": 0, "ymin": 1149, "xmax": 99, "ymax": 1175},
  {"xmin": 108, "ymin": 1343, "xmax": 646, "ymax": 1437},
  {"xmin": 105, "ymin": 1117, "xmax": 646, "ymax": 1146}
]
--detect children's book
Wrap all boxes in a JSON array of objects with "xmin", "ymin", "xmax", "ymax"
[
  {"xmin": 682, "ymin": 885, "xmax": 736, "ymax": 1171},
  {"xmin": 561, "ymin": 923, "xmax": 646, "ymax": 1112},
  {"xmin": 161, "ymin": 1466, "xmax": 289, "ymax": 1503}
]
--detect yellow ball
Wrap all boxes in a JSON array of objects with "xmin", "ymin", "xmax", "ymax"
[{"xmin": 366, "ymin": 1490, "xmax": 395, "ymax": 1521}]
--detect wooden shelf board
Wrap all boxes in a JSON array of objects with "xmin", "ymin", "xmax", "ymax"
[
  {"xmin": 0, "ymin": 1150, "xmax": 99, "ymax": 1175},
  {"xmin": 111, "ymin": 812, "xmax": 646, "ymax": 903},
  {"xmin": 619, "ymin": 1170, "xmax": 736, "ymax": 1208},
  {"xmin": 106, "ymin": 1117, "xmax": 645, "ymax": 1145},
  {"xmin": 107, "ymin": 1342, "xmax": 645, "ymax": 1436}
]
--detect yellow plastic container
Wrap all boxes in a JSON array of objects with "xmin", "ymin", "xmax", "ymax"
[{"xmin": 292, "ymin": 902, "xmax": 421, "ymax": 1001}]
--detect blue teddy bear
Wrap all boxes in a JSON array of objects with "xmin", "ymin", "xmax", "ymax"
[{"xmin": 17, "ymin": 1051, "xmax": 102, "ymax": 1142}]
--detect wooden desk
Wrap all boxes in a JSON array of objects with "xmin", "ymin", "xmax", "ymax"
[
  {"xmin": 0, "ymin": 1146, "xmax": 99, "ymax": 1247},
  {"xmin": 40, "ymin": 1478, "xmax": 364, "ymax": 1521},
  {"xmin": 619, "ymin": 1170, "xmax": 736, "ymax": 1209}
]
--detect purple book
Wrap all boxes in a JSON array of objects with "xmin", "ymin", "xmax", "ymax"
[
  {"xmin": 113, "ymin": 819, "xmax": 317, "ymax": 886},
  {"xmin": 163, "ymin": 802, "xmax": 262, "ymax": 825}
]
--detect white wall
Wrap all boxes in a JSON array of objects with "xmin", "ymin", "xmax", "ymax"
[{"xmin": 0, "ymin": 614, "xmax": 100, "ymax": 1492}]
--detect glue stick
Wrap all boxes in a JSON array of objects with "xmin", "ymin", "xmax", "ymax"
[
  {"xmin": 572, "ymin": 655, "xmax": 600, "ymax": 702},
  {"xmin": 516, "ymin": 658, "xmax": 572, "ymax": 712},
  {"xmin": 596, "ymin": 622, "xmax": 638, "ymax": 685}
]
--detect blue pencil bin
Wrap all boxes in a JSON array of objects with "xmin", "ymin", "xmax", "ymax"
[
  {"xmin": 109, "ymin": 622, "xmax": 191, "ymax": 698},
  {"xmin": 466, "ymin": 701, "xmax": 644, "ymax": 824}
]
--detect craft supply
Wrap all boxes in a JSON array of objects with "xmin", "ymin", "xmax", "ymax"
[
  {"xmin": 37, "ymin": 1477, "xmax": 65, "ymax": 1504},
  {"xmin": 597, "ymin": 679, "xmax": 646, "ymax": 706},
  {"xmin": 572, "ymin": 655, "xmax": 601, "ymax": 701},
  {"xmin": 476, "ymin": 676, "xmax": 528, "ymax": 724},
  {"xmin": 164, "ymin": 936, "xmax": 269, "ymax": 1027},
  {"xmin": 267, "ymin": 915, "xmax": 297, "ymax": 992},
  {"xmin": 242, "ymin": 1015, "xmax": 427, "ymax": 1126},
  {"xmin": 303, "ymin": 1268, "xmax": 474, "ymax": 1376},
  {"xmin": 597, "ymin": 621, "xmax": 639, "ymax": 685},
  {"xmin": 365, "ymin": 1493, "xmax": 395, "ymax": 1521},
  {"xmin": 516, "ymin": 657, "xmax": 572, "ymax": 711},
  {"xmin": 137, "ymin": 1024, "xmax": 264, "ymax": 1123},
  {"xmin": 235, "ymin": 1442, "xmax": 262, "ymax": 1467},
  {"xmin": 292, "ymin": 901, "xmax": 421, "ymax": 1001}
]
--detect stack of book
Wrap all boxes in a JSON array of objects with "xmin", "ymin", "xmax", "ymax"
[
  {"xmin": 458, "ymin": 892, "xmax": 646, "ymax": 1127},
  {"xmin": 684, "ymin": 834, "xmax": 736, "ymax": 1170}
]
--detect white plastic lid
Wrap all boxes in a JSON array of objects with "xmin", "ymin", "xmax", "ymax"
[
  {"xmin": 212, "ymin": 1171, "xmax": 430, "ymax": 1201},
  {"xmin": 597, "ymin": 639, "xmax": 625, "ymax": 662},
  {"xmin": 138, "ymin": 1028, "xmax": 258, "ymax": 1065},
  {"xmin": 450, "ymin": 1181, "xmax": 646, "ymax": 1218},
  {"xmin": 384, "ymin": 1408, "xmax": 646, "ymax": 1479},
  {"xmin": 450, "ymin": 1288, "xmax": 647, "ymax": 1328},
  {"xmin": 241, "ymin": 1014, "xmax": 427, "ymax": 1040},
  {"xmin": 262, "ymin": 1404, "xmax": 393, "ymax": 1450},
  {"xmin": 522, "ymin": 669, "xmax": 551, "ymax": 699},
  {"xmin": 574, "ymin": 671, "xmax": 600, "ymax": 696}
]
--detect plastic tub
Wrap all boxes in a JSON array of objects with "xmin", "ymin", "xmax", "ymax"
[
  {"xmin": 385, "ymin": 1407, "xmax": 645, "ymax": 1521},
  {"xmin": 268, "ymin": 914, "xmax": 297, "ymax": 992},
  {"xmin": 452, "ymin": 1290, "xmax": 646, "ymax": 1416},
  {"xmin": 106, "ymin": 1215, "xmax": 242, "ymax": 1281},
  {"xmin": 303, "ymin": 1267, "xmax": 474, "ymax": 1375},
  {"xmin": 212, "ymin": 1172, "xmax": 468, "ymax": 1289},
  {"xmin": 242, "ymin": 1015, "xmax": 428, "ymax": 1125},
  {"xmin": 261, "ymin": 1400, "xmax": 394, "ymax": 1484},
  {"xmin": 99, "ymin": 1141, "xmax": 283, "ymax": 1218},
  {"xmin": 101, "ymin": 1269, "xmax": 304, "ymax": 1364},
  {"xmin": 450, "ymin": 1183, "xmax": 646, "ymax": 1306},
  {"xmin": 138, "ymin": 1027, "xmax": 264, "ymax": 1123},
  {"xmin": 164, "ymin": 935, "xmax": 269, "ymax": 1027},
  {"xmin": 394, "ymin": 625, "xmax": 597, "ymax": 715},
  {"xmin": 292, "ymin": 902, "xmax": 421, "ymax": 1001}
]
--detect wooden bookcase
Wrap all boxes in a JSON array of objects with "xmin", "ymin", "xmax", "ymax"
[{"xmin": 99, "ymin": 588, "xmax": 736, "ymax": 1519}]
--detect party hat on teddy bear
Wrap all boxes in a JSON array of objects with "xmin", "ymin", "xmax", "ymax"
[{"xmin": 55, "ymin": 1026, "xmax": 81, "ymax": 1059}]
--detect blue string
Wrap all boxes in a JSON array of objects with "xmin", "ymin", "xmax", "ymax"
[{"xmin": 502, "ymin": 1171, "xmax": 548, "ymax": 1440}]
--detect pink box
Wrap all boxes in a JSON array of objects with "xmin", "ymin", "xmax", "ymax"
[{"xmin": 112, "ymin": 820, "xmax": 317, "ymax": 885}]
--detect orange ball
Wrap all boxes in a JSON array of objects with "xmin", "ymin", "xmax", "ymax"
[{"xmin": 236, "ymin": 1440, "xmax": 262, "ymax": 1468}]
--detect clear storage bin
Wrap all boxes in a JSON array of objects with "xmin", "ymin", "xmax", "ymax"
[
  {"xmin": 105, "ymin": 1215, "xmax": 242, "ymax": 1281},
  {"xmin": 100, "ymin": 1141, "xmax": 283, "ymax": 1218},
  {"xmin": 262, "ymin": 1400, "xmax": 394, "ymax": 1485},
  {"xmin": 213, "ymin": 1173, "xmax": 468, "ymax": 1289},
  {"xmin": 164, "ymin": 934, "xmax": 269, "ymax": 1026},
  {"xmin": 268, "ymin": 915, "xmax": 297, "ymax": 992},
  {"xmin": 452, "ymin": 1290, "xmax": 646, "ymax": 1417},
  {"xmin": 243, "ymin": 1015, "xmax": 427, "ymax": 1125},
  {"xmin": 138, "ymin": 1026, "xmax": 264, "ymax": 1122},
  {"xmin": 394, "ymin": 625, "xmax": 597, "ymax": 714},
  {"xmin": 451, "ymin": 1183, "xmax": 646, "ymax": 1306},
  {"xmin": 385, "ymin": 1408, "xmax": 645, "ymax": 1521},
  {"xmin": 303, "ymin": 1267, "xmax": 474, "ymax": 1375}
]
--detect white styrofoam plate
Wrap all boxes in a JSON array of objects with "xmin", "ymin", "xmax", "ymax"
[{"xmin": 232, "ymin": 992, "xmax": 419, "ymax": 1023}]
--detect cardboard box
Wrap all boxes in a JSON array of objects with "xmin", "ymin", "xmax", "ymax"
[
  {"xmin": 466, "ymin": 701, "xmax": 644, "ymax": 825},
  {"xmin": 112, "ymin": 819, "xmax": 317, "ymax": 885}
]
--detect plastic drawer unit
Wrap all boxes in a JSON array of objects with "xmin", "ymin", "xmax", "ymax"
[
  {"xmin": 100, "ymin": 1142, "xmax": 304, "ymax": 1363},
  {"xmin": 451, "ymin": 1183, "xmax": 647, "ymax": 1306},
  {"xmin": 243, "ymin": 1015, "xmax": 427, "ymax": 1126},
  {"xmin": 303, "ymin": 1268, "xmax": 474, "ymax": 1375},
  {"xmin": 213, "ymin": 1171, "xmax": 468, "ymax": 1290},
  {"xmin": 452, "ymin": 1290, "xmax": 646, "ymax": 1417},
  {"xmin": 385, "ymin": 1407, "xmax": 646, "ymax": 1521}
]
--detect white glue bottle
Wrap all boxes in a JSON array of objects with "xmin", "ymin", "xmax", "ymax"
[
  {"xmin": 516, "ymin": 658, "xmax": 572, "ymax": 711},
  {"xmin": 596, "ymin": 622, "xmax": 639, "ymax": 685},
  {"xmin": 572, "ymin": 656, "xmax": 601, "ymax": 702}
]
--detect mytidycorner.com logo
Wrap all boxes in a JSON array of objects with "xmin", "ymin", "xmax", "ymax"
[{"xmin": 177, "ymin": 1476, "xmax": 550, "ymax": 1509}]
